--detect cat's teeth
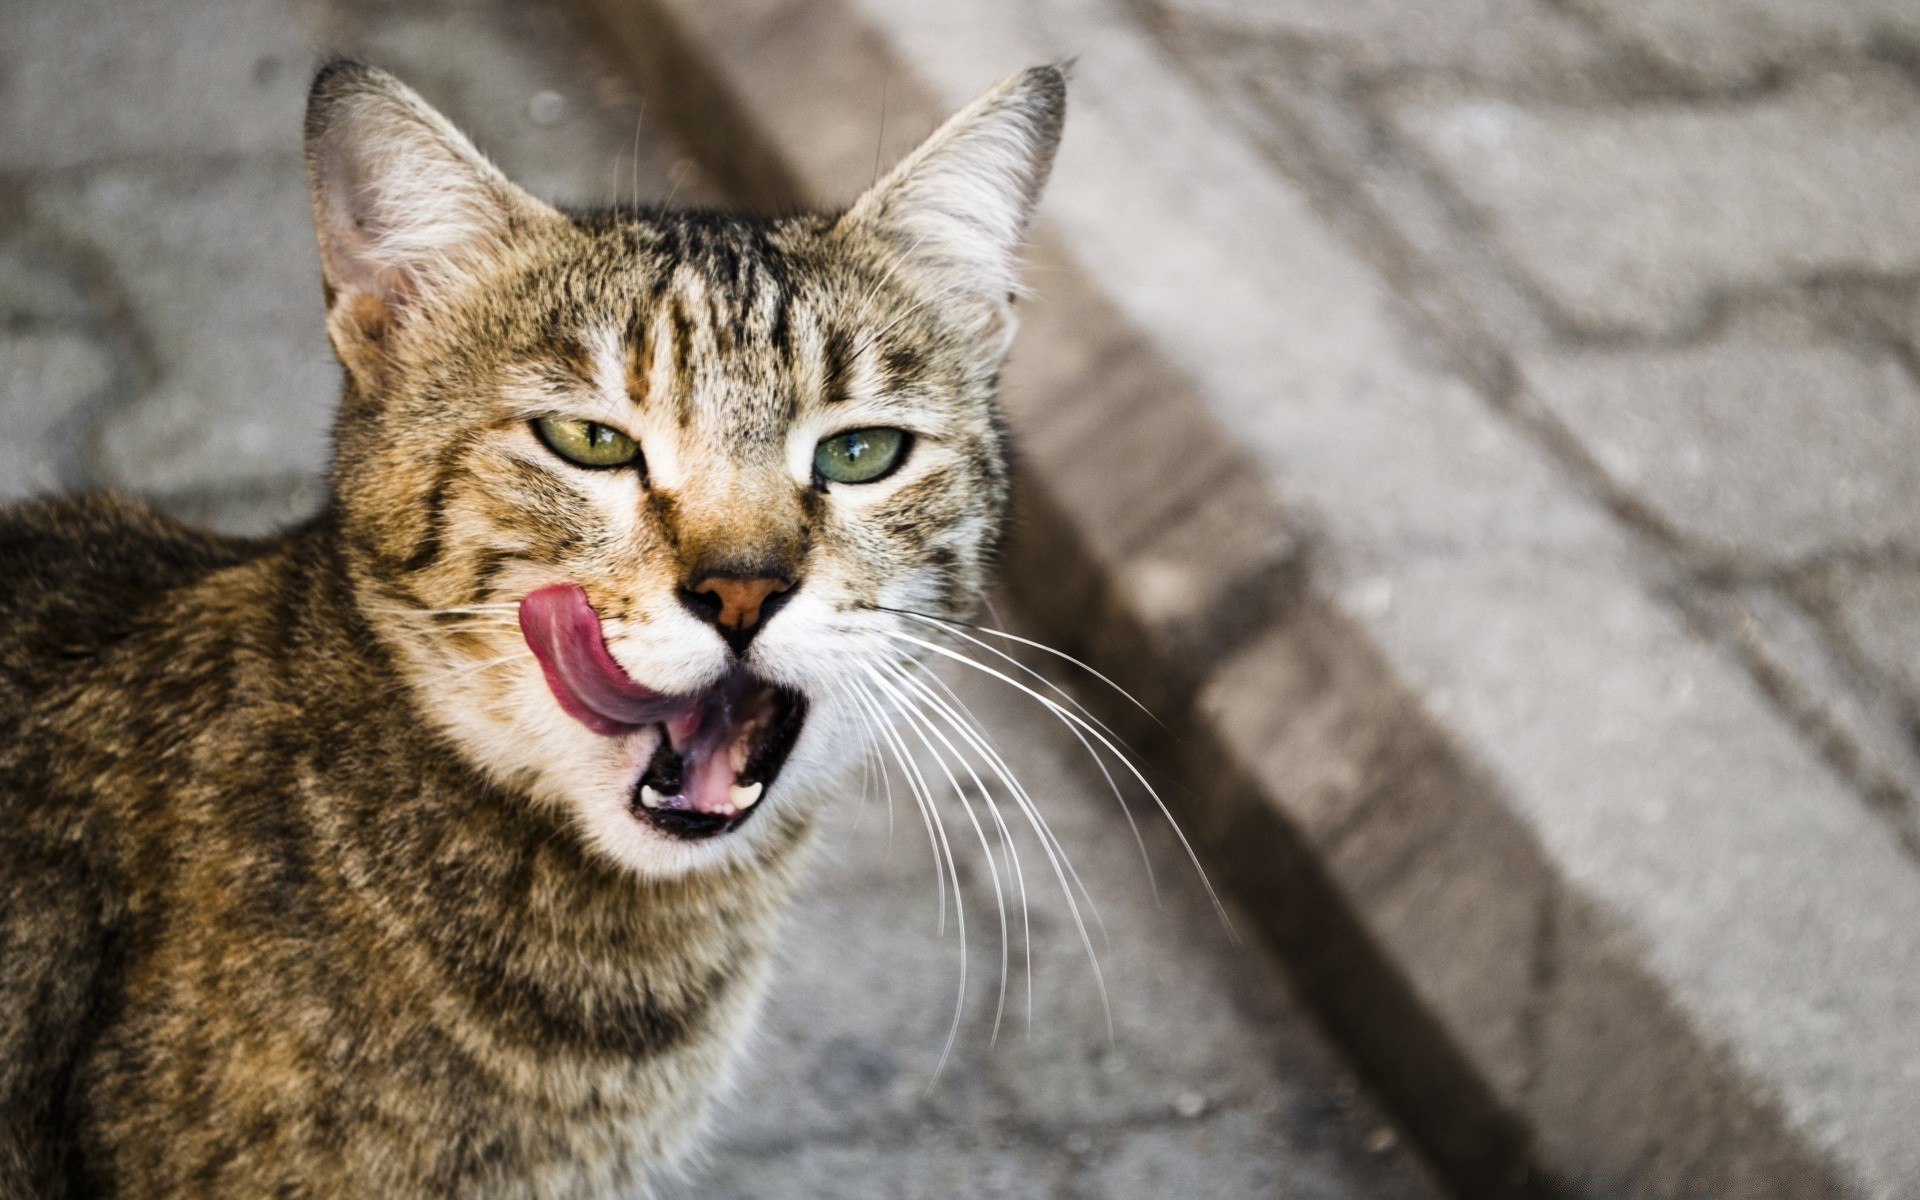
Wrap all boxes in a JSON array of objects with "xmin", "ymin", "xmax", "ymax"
[
  {"xmin": 729, "ymin": 781, "xmax": 764, "ymax": 810},
  {"xmin": 639, "ymin": 785, "xmax": 668, "ymax": 809}
]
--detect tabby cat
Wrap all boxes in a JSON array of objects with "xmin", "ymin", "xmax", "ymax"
[{"xmin": 0, "ymin": 60, "xmax": 1062, "ymax": 1197}]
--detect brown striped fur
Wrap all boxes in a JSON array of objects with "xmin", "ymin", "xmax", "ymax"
[{"xmin": 0, "ymin": 61, "xmax": 1062, "ymax": 1198}]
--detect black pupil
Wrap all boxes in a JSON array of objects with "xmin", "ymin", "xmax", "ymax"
[
  {"xmin": 591, "ymin": 425, "xmax": 615, "ymax": 448},
  {"xmin": 842, "ymin": 433, "xmax": 870, "ymax": 461}
]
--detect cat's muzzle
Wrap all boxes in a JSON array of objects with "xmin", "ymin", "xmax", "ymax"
[{"xmin": 518, "ymin": 581, "xmax": 810, "ymax": 840}]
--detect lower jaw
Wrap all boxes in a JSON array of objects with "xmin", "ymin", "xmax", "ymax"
[{"xmin": 635, "ymin": 804, "xmax": 749, "ymax": 841}]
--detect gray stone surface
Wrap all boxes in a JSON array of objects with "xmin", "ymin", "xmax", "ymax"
[
  {"xmin": 1822, "ymin": 566, "xmax": 1920, "ymax": 718},
  {"xmin": 1523, "ymin": 337, "xmax": 1920, "ymax": 563},
  {"xmin": 1694, "ymin": 585, "xmax": 1920, "ymax": 860},
  {"xmin": 301, "ymin": 0, "xmax": 708, "ymax": 212},
  {"xmin": 1198, "ymin": 608, "xmax": 1550, "ymax": 1107},
  {"xmin": 0, "ymin": 0, "xmax": 701, "ymax": 531},
  {"xmin": 0, "ymin": 0, "xmax": 313, "ymax": 171},
  {"xmin": 0, "ymin": 0, "xmax": 1445, "ymax": 1196},
  {"xmin": 35, "ymin": 161, "xmax": 339, "ymax": 498},
  {"xmin": 1393, "ymin": 70, "xmax": 1920, "ymax": 334},
  {"xmin": 0, "ymin": 236, "xmax": 98, "ymax": 327},
  {"xmin": 0, "ymin": 332, "xmax": 115, "ymax": 501},
  {"xmin": 1568, "ymin": 0, "xmax": 1920, "ymax": 87},
  {"xmin": 1156, "ymin": 0, "xmax": 1603, "ymax": 79}
]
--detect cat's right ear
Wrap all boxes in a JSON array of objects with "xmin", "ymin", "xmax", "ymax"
[
  {"xmin": 840, "ymin": 66, "xmax": 1066, "ymax": 354},
  {"xmin": 303, "ymin": 62, "xmax": 558, "ymax": 378}
]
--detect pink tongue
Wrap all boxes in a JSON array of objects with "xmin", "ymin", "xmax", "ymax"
[
  {"xmin": 663, "ymin": 681, "xmax": 749, "ymax": 815},
  {"xmin": 519, "ymin": 584, "xmax": 747, "ymax": 815},
  {"xmin": 679, "ymin": 748, "xmax": 740, "ymax": 814},
  {"xmin": 518, "ymin": 584, "xmax": 686, "ymax": 736}
]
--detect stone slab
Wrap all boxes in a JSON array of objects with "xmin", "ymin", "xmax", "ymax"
[
  {"xmin": 1523, "ymin": 337, "xmax": 1920, "ymax": 564},
  {"xmin": 0, "ymin": 235, "xmax": 98, "ymax": 328},
  {"xmin": 297, "ymin": 0, "xmax": 713, "ymax": 212},
  {"xmin": 1155, "ymin": 0, "xmax": 1602, "ymax": 80},
  {"xmin": 0, "ymin": 0, "xmax": 313, "ymax": 172},
  {"xmin": 1393, "ymin": 71, "xmax": 1920, "ymax": 334},
  {"xmin": 0, "ymin": 332, "xmax": 116, "ymax": 501},
  {"xmin": 1696, "ymin": 584, "xmax": 1920, "ymax": 861},
  {"xmin": 1820, "ymin": 566, "xmax": 1920, "ymax": 720},
  {"xmin": 1197, "ymin": 603, "xmax": 1549, "ymax": 1109},
  {"xmin": 30, "ymin": 160, "xmax": 340, "ymax": 497},
  {"xmin": 1365, "ymin": 551, "xmax": 1920, "ymax": 1194},
  {"xmin": 1568, "ymin": 0, "xmax": 1920, "ymax": 88}
]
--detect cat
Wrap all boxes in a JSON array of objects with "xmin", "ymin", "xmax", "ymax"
[{"xmin": 0, "ymin": 59, "xmax": 1062, "ymax": 1198}]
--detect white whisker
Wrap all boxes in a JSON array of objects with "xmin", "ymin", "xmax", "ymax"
[
  {"xmin": 823, "ymin": 680, "xmax": 867, "ymax": 828},
  {"xmin": 879, "ymin": 629, "xmax": 1234, "ymax": 936},
  {"xmin": 885, "ymin": 607, "xmax": 1160, "ymax": 730},
  {"xmin": 848, "ymin": 679, "xmax": 951, "ymax": 937},
  {"xmin": 363, "ymin": 600, "xmax": 523, "ymax": 619},
  {"xmin": 367, "ymin": 648, "xmax": 526, "ymax": 701},
  {"xmin": 887, "ymin": 655, "xmax": 1110, "ymax": 949},
  {"xmin": 898, "ymin": 619, "xmax": 1162, "ymax": 903},
  {"xmin": 846, "ymin": 678, "xmax": 970, "ymax": 1083},
  {"xmin": 864, "ymin": 662, "xmax": 1016, "ymax": 1044},
  {"xmin": 878, "ymin": 656, "xmax": 1114, "ymax": 1036},
  {"xmin": 875, "ymin": 658, "xmax": 1043, "ymax": 1036}
]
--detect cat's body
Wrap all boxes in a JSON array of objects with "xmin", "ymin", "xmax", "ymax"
[
  {"xmin": 0, "ymin": 63, "xmax": 1061, "ymax": 1198},
  {"xmin": 1, "ymin": 499, "xmax": 784, "ymax": 1196}
]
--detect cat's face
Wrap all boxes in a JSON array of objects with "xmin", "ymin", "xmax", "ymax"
[{"xmin": 305, "ymin": 64, "xmax": 1061, "ymax": 876}]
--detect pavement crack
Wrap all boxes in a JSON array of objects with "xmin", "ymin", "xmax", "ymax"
[{"xmin": 1515, "ymin": 885, "xmax": 1560, "ymax": 1110}]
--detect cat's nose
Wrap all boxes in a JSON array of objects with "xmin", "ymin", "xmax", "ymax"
[{"xmin": 679, "ymin": 572, "xmax": 796, "ymax": 654}]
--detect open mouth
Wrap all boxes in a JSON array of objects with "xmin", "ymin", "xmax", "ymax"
[
  {"xmin": 632, "ymin": 673, "xmax": 807, "ymax": 840},
  {"xmin": 518, "ymin": 583, "xmax": 809, "ymax": 841}
]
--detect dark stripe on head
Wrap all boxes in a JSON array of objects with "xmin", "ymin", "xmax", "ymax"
[
  {"xmin": 402, "ymin": 436, "xmax": 473, "ymax": 573},
  {"xmin": 821, "ymin": 327, "xmax": 853, "ymax": 404},
  {"xmin": 669, "ymin": 297, "xmax": 693, "ymax": 381},
  {"xmin": 544, "ymin": 335, "xmax": 598, "ymax": 391},
  {"xmin": 625, "ymin": 327, "xmax": 650, "ymax": 409},
  {"xmin": 881, "ymin": 344, "xmax": 924, "ymax": 394},
  {"xmin": 710, "ymin": 292, "xmax": 735, "ymax": 355},
  {"xmin": 768, "ymin": 292, "xmax": 792, "ymax": 358}
]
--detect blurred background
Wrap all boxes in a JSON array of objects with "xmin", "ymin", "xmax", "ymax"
[{"xmin": 3, "ymin": 0, "xmax": 1917, "ymax": 1196}]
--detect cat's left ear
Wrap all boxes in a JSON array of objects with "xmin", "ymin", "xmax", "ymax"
[
  {"xmin": 840, "ymin": 65, "xmax": 1066, "ymax": 349},
  {"xmin": 303, "ymin": 61, "xmax": 561, "ymax": 374}
]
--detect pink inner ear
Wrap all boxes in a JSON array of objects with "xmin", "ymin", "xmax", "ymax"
[{"xmin": 518, "ymin": 583, "xmax": 681, "ymax": 734}]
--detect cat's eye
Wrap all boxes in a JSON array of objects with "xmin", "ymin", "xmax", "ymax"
[
  {"xmin": 533, "ymin": 417, "xmax": 641, "ymax": 470},
  {"xmin": 813, "ymin": 427, "xmax": 909, "ymax": 485}
]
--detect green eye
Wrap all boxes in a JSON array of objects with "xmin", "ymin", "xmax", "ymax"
[
  {"xmin": 813, "ymin": 427, "xmax": 909, "ymax": 485},
  {"xmin": 533, "ymin": 417, "xmax": 641, "ymax": 469}
]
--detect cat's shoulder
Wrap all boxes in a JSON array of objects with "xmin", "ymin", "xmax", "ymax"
[
  {"xmin": 0, "ymin": 494, "xmax": 259, "ymax": 686},
  {"xmin": 0, "ymin": 492, "xmax": 255, "ymax": 604}
]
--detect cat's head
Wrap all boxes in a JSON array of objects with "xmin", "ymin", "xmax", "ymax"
[{"xmin": 303, "ymin": 62, "xmax": 1062, "ymax": 876}]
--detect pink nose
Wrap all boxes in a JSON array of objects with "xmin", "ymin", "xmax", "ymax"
[{"xmin": 682, "ymin": 574, "xmax": 794, "ymax": 652}]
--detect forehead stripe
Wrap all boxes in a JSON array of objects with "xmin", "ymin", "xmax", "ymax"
[{"xmin": 821, "ymin": 327, "xmax": 853, "ymax": 405}]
